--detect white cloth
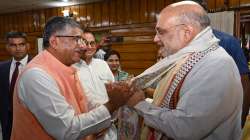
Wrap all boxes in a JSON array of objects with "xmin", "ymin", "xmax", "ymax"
[
  {"xmin": 134, "ymin": 27, "xmax": 243, "ymax": 140},
  {"xmin": 73, "ymin": 59, "xmax": 114, "ymax": 107},
  {"xmin": 94, "ymin": 49, "xmax": 106, "ymax": 60},
  {"xmin": 18, "ymin": 68, "xmax": 112, "ymax": 140},
  {"xmin": 73, "ymin": 59, "xmax": 116, "ymax": 140},
  {"xmin": 133, "ymin": 27, "xmax": 220, "ymax": 89},
  {"xmin": 9, "ymin": 55, "xmax": 28, "ymax": 83}
]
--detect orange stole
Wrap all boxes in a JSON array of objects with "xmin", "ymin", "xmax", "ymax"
[{"xmin": 11, "ymin": 50, "xmax": 93, "ymax": 140}]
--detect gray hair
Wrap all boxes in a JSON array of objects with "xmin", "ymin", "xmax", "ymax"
[
  {"xmin": 43, "ymin": 16, "xmax": 81, "ymax": 49},
  {"xmin": 177, "ymin": 11, "xmax": 210, "ymax": 29}
]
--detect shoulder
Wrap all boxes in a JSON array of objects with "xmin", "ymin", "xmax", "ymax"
[
  {"xmin": 19, "ymin": 67, "xmax": 58, "ymax": 91},
  {"xmin": 0, "ymin": 60, "xmax": 11, "ymax": 72},
  {"xmin": 181, "ymin": 47, "xmax": 241, "ymax": 95},
  {"xmin": 205, "ymin": 47, "xmax": 236, "ymax": 65},
  {"xmin": 213, "ymin": 30, "xmax": 239, "ymax": 48},
  {"xmin": 119, "ymin": 70, "xmax": 129, "ymax": 76},
  {"xmin": 213, "ymin": 29, "xmax": 236, "ymax": 41},
  {"xmin": 118, "ymin": 70, "xmax": 129, "ymax": 80},
  {"xmin": 21, "ymin": 67, "xmax": 53, "ymax": 81},
  {"xmin": 27, "ymin": 55, "xmax": 33, "ymax": 62},
  {"xmin": 191, "ymin": 47, "xmax": 238, "ymax": 76},
  {"xmin": 0, "ymin": 60, "xmax": 11, "ymax": 66},
  {"xmin": 93, "ymin": 58, "xmax": 106, "ymax": 63},
  {"xmin": 93, "ymin": 58, "xmax": 109, "ymax": 67}
]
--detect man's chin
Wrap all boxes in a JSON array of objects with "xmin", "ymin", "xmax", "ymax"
[
  {"xmin": 73, "ymin": 53, "xmax": 82, "ymax": 61},
  {"xmin": 73, "ymin": 57, "xmax": 81, "ymax": 64}
]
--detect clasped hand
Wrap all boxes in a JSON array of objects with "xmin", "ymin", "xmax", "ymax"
[{"xmin": 105, "ymin": 81, "xmax": 145, "ymax": 112}]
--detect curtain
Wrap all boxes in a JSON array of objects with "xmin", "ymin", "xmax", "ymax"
[{"xmin": 208, "ymin": 11, "xmax": 234, "ymax": 35}]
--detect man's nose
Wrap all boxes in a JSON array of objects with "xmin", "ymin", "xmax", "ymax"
[
  {"xmin": 153, "ymin": 34, "xmax": 160, "ymax": 43},
  {"xmin": 78, "ymin": 43, "xmax": 87, "ymax": 51}
]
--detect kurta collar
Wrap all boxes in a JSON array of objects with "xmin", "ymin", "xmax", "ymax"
[{"xmin": 43, "ymin": 50, "xmax": 76, "ymax": 75}]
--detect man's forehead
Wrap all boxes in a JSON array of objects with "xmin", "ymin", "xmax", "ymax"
[
  {"xmin": 8, "ymin": 37, "xmax": 26, "ymax": 42},
  {"xmin": 63, "ymin": 26, "xmax": 82, "ymax": 34},
  {"xmin": 156, "ymin": 14, "xmax": 175, "ymax": 28},
  {"xmin": 83, "ymin": 33, "xmax": 95, "ymax": 40}
]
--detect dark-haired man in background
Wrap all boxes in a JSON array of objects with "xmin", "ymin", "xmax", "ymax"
[
  {"xmin": 0, "ymin": 31, "xmax": 31, "ymax": 140},
  {"xmin": 213, "ymin": 30, "xmax": 250, "ymax": 127}
]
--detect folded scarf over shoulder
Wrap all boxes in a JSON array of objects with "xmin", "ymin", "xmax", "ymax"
[{"xmin": 132, "ymin": 26, "xmax": 219, "ymax": 89}]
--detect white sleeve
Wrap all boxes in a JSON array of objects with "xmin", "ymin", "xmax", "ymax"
[
  {"xmin": 100, "ymin": 60, "xmax": 115, "ymax": 83},
  {"xmin": 104, "ymin": 62, "xmax": 115, "ymax": 82},
  {"xmin": 18, "ymin": 68, "xmax": 111, "ymax": 140}
]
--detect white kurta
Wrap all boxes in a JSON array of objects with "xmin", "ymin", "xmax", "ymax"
[
  {"xmin": 135, "ymin": 47, "xmax": 243, "ymax": 140},
  {"xmin": 73, "ymin": 59, "xmax": 114, "ymax": 107},
  {"xmin": 73, "ymin": 58, "xmax": 116, "ymax": 140},
  {"xmin": 18, "ymin": 68, "xmax": 112, "ymax": 140}
]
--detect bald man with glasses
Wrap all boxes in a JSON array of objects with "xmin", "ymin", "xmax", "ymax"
[{"xmin": 127, "ymin": 1, "xmax": 242, "ymax": 140}]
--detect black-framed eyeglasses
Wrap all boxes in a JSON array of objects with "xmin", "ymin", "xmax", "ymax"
[
  {"xmin": 82, "ymin": 40, "xmax": 96, "ymax": 47},
  {"xmin": 155, "ymin": 24, "xmax": 185, "ymax": 36},
  {"xmin": 55, "ymin": 35, "xmax": 85, "ymax": 45}
]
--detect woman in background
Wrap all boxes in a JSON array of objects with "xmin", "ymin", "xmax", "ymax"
[
  {"xmin": 104, "ymin": 50, "xmax": 139, "ymax": 140},
  {"xmin": 104, "ymin": 50, "xmax": 129, "ymax": 81}
]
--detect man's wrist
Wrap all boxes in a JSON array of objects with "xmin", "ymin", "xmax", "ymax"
[{"xmin": 104, "ymin": 102, "xmax": 115, "ymax": 113}]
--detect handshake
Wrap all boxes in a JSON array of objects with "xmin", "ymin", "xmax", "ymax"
[{"xmin": 104, "ymin": 81, "xmax": 145, "ymax": 113}]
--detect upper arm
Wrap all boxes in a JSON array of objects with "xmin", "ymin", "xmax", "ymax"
[
  {"xmin": 176, "ymin": 53, "xmax": 243, "ymax": 138},
  {"xmin": 18, "ymin": 68, "xmax": 76, "ymax": 139}
]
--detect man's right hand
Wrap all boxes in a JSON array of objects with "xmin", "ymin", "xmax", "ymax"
[{"xmin": 105, "ymin": 82, "xmax": 133, "ymax": 113}]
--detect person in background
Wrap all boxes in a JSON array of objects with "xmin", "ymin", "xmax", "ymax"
[
  {"xmin": 104, "ymin": 50, "xmax": 129, "ymax": 81},
  {"xmin": 11, "ymin": 16, "xmax": 132, "ymax": 140},
  {"xmin": 73, "ymin": 30, "xmax": 116, "ymax": 140},
  {"xmin": 0, "ymin": 31, "xmax": 31, "ymax": 140},
  {"xmin": 213, "ymin": 29, "xmax": 250, "ymax": 127},
  {"xmin": 104, "ymin": 50, "xmax": 139, "ymax": 140},
  {"xmin": 128, "ymin": 1, "xmax": 243, "ymax": 139},
  {"xmin": 94, "ymin": 34, "xmax": 112, "ymax": 60}
]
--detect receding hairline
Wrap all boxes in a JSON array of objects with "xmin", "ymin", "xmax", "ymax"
[
  {"xmin": 157, "ymin": 1, "xmax": 209, "ymax": 29},
  {"xmin": 161, "ymin": 1, "xmax": 206, "ymax": 17}
]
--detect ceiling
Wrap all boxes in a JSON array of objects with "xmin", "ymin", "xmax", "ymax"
[{"xmin": 0, "ymin": 0, "xmax": 101, "ymax": 14}]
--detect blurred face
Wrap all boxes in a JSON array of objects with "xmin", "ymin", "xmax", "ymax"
[
  {"xmin": 51, "ymin": 26, "xmax": 86, "ymax": 66},
  {"xmin": 154, "ymin": 14, "xmax": 187, "ymax": 57},
  {"xmin": 6, "ymin": 37, "xmax": 29, "ymax": 61},
  {"xmin": 107, "ymin": 54, "xmax": 120, "ymax": 72},
  {"xmin": 82, "ymin": 32, "xmax": 97, "ymax": 60}
]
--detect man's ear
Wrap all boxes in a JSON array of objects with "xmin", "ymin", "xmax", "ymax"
[
  {"xmin": 183, "ymin": 25, "xmax": 194, "ymax": 42},
  {"xmin": 5, "ymin": 44, "xmax": 11, "ymax": 53},
  {"xmin": 49, "ymin": 36, "xmax": 57, "ymax": 49},
  {"xmin": 26, "ymin": 43, "xmax": 30, "ymax": 50}
]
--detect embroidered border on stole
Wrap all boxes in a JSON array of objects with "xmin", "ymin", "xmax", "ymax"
[{"xmin": 161, "ymin": 45, "xmax": 219, "ymax": 109}]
